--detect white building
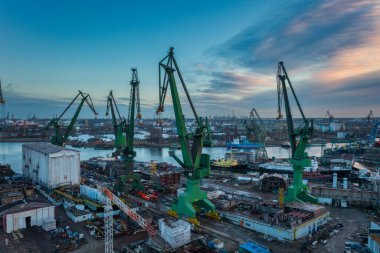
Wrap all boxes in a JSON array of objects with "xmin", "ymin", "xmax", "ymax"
[
  {"xmin": 1, "ymin": 201, "xmax": 55, "ymax": 233},
  {"xmin": 22, "ymin": 142, "xmax": 80, "ymax": 188}
]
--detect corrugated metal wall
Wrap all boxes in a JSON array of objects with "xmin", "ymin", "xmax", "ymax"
[
  {"xmin": 5, "ymin": 206, "xmax": 55, "ymax": 233},
  {"xmin": 22, "ymin": 145, "xmax": 80, "ymax": 188},
  {"xmin": 49, "ymin": 151, "xmax": 80, "ymax": 188}
]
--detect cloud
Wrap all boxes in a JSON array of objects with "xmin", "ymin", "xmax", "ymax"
[
  {"xmin": 194, "ymin": 0, "xmax": 380, "ymax": 117},
  {"xmin": 212, "ymin": 0, "xmax": 376, "ymax": 71}
]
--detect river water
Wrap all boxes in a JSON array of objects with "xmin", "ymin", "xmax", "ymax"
[{"xmin": 0, "ymin": 142, "xmax": 324, "ymax": 174}]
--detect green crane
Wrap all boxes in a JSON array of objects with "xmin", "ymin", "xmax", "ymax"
[
  {"xmin": 244, "ymin": 108, "xmax": 268, "ymax": 158},
  {"xmin": 106, "ymin": 91, "xmax": 127, "ymax": 156},
  {"xmin": 277, "ymin": 62, "xmax": 317, "ymax": 204},
  {"xmin": 157, "ymin": 48, "xmax": 216, "ymax": 220},
  {"xmin": 119, "ymin": 68, "xmax": 143, "ymax": 191},
  {"xmin": 45, "ymin": 90, "xmax": 98, "ymax": 146}
]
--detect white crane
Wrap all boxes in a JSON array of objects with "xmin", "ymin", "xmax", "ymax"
[{"xmin": 102, "ymin": 187, "xmax": 158, "ymax": 253}]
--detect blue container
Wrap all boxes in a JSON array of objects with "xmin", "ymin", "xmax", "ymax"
[{"xmin": 239, "ymin": 242, "xmax": 271, "ymax": 253}]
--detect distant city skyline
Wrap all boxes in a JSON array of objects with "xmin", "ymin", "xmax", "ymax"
[{"xmin": 0, "ymin": 0, "xmax": 379, "ymax": 119}]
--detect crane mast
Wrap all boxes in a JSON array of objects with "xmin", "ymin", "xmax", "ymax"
[
  {"xmin": 125, "ymin": 68, "xmax": 141, "ymax": 160},
  {"xmin": 0, "ymin": 80, "xmax": 4, "ymax": 104},
  {"xmin": 156, "ymin": 48, "xmax": 215, "ymax": 219},
  {"xmin": 118, "ymin": 69, "xmax": 143, "ymax": 191},
  {"xmin": 45, "ymin": 91, "xmax": 97, "ymax": 146},
  {"xmin": 277, "ymin": 62, "xmax": 317, "ymax": 204},
  {"xmin": 0, "ymin": 80, "xmax": 5, "ymax": 128},
  {"xmin": 106, "ymin": 91, "xmax": 127, "ymax": 156},
  {"xmin": 366, "ymin": 110, "xmax": 373, "ymax": 125}
]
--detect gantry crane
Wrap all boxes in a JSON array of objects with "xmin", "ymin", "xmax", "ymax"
[
  {"xmin": 118, "ymin": 69, "xmax": 143, "ymax": 191},
  {"xmin": 45, "ymin": 91, "xmax": 97, "ymax": 146},
  {"xmin": 277, "ymin": 62, "xmax": 317, "ymax": 204},
  {"xmin": 156, "ymin": 48, "xmax": 216, "ymax": 219},
  {"xmin": 106, "ymin": 91, "xmax": 127, "ymax": 156}
]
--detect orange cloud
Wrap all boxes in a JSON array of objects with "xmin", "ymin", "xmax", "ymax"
[{"xmin": 316, "ymin": 3, "xmax": 380, "ymax": 84}]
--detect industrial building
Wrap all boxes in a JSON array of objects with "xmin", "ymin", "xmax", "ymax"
[
  {"xmin": 0, "ymin": 200, "xmax": 55, "ymax": 233},
  {"xmin": 311, "ymin": 185, "xmax": 379, "ymax": 207},
  {"xmin": 330, "ymin": 153, "xmax": 355, "ymax": 169},
  {"xmin": 22, "ymin": 142, "xmax": 80, "ymax": 188},
  {"xmin": 310, "ymin": 172, "xmax": 380, "ymax": 207},
  {"xmin": 221, "ymin": 202, "xmax": 330, "ymax": 241}
]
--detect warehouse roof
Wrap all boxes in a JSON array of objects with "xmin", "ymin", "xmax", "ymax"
[
  {"xmin": 285, "ymin": 202, "xmax": 326, "ymax": 213},
  {"xmin": 23, "ymin": 142, "xmax": 79, "ymax": 154},
  {"xmin": 0, "ymin": 200, "xmax": 53, "ymax": 216}
]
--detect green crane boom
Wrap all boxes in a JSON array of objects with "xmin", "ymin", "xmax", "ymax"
[
  {"xmin": 157, "ymin": 47, "xmax": 215, "ymax": 219},
  {"xmin": 45, "ymin": 90, "xmax": 98, "ymax": 146},
  {"xmin": 277, "ymin": 62, "xmax": 317, "ymax": 204},
  {"xmin": 106, "ymin": 91, "xmax": 126, "ymax": 156}
]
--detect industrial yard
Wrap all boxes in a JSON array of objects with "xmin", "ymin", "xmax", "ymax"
[
  {"xmin": 0, "ymin": 52, "xmax": 379, "ymax": 253},
  {"xmin": 1, "ymin": 1, "xmax": 380, "ymax": 253}
]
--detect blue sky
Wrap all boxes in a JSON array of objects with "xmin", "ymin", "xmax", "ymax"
[{"xmin": 0, "ymin": 0, "xmax": 379, "ymax": 119}]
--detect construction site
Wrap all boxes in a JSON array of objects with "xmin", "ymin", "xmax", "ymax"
[{"xmin": 1, "ymin": 2, "xmax": 380, "ymax": 253}]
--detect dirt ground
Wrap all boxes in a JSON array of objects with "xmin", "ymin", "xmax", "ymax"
[{"xmin": 315, "ymin": 207, "xmax": 371, "ymax": 253}]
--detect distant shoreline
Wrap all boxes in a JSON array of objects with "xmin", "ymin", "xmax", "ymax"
[{"xmin": 0, "ymin": 137, "xmax": 332, "ymax": 149}]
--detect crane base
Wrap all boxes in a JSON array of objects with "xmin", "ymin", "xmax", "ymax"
[
  {"xmin": 172, "ymin": 178, "xmax": 215, "ymax": 219},
  {"xmin": 284, "ymin": 185, "xmax": 318, "ymax": 204}
]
